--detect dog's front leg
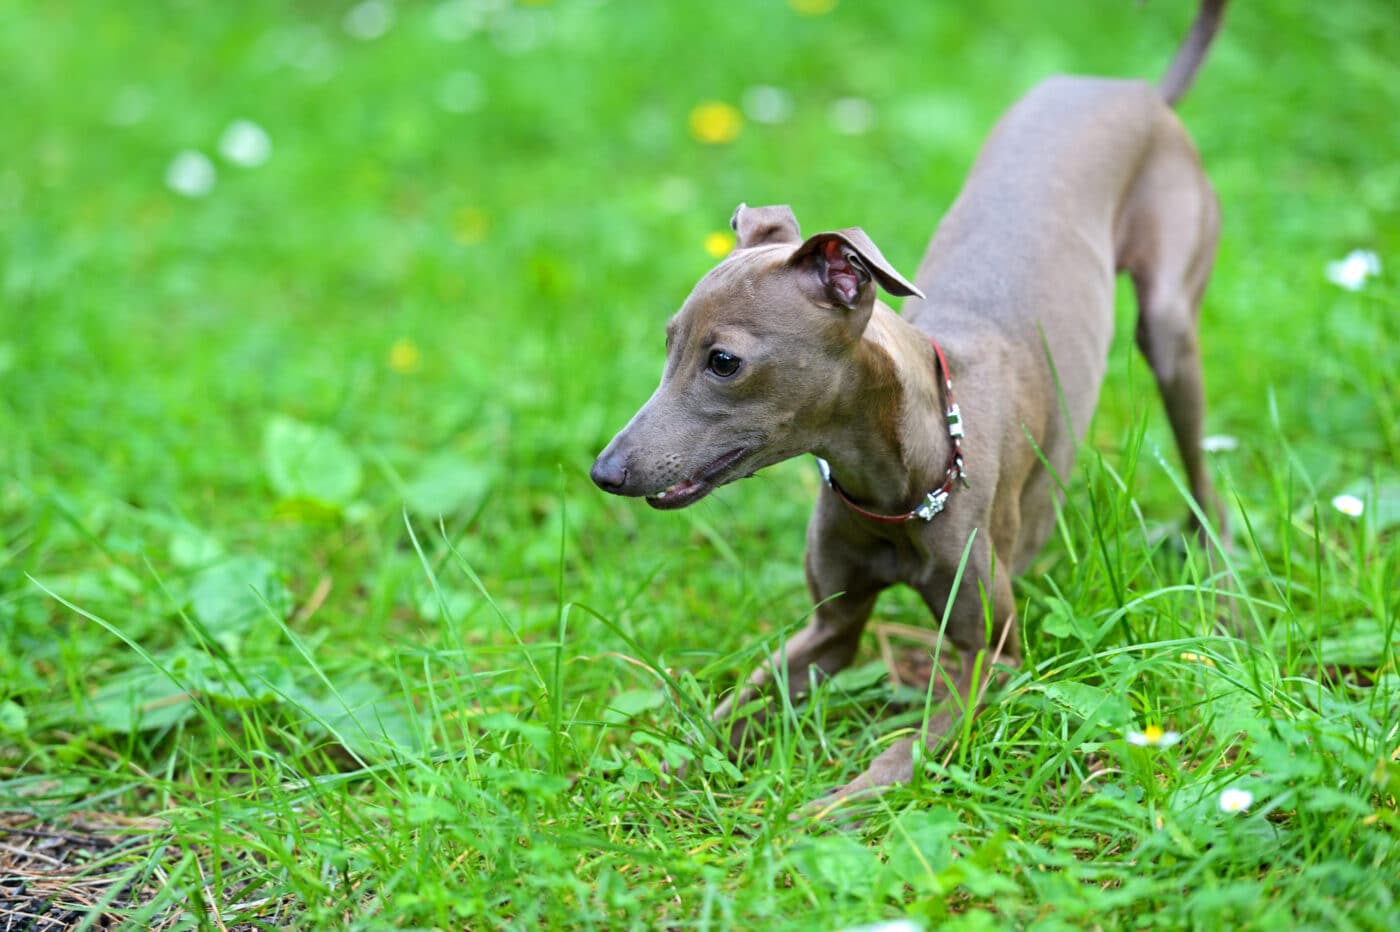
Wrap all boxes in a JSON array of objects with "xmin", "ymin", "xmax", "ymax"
[
  {"xmin": 815, "ymin": 656, "xmax": 979, "ymax": 811},
  {"xmin": 819, "ymin": 560, "xmax": 1019, "ymax": 809},
  {"xmin": 709, "ymin": 548, "xmax": 883, "ymax": 758}
]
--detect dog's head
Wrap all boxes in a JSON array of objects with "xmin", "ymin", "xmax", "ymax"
[{"xmin": 590, "ymin": 203, "xmax": 921, "ymax": 509}]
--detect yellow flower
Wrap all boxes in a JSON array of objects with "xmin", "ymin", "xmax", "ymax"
[
  {"xmin": 453, "ymin": 206, "xmax": 488, "ymax": 245},
  {"xmin": 1178, "ymin": 652, "xmax": 1216, "ymax": 667},
  {"xmin": 389, "ymin": 337, "xmax": 422, "ymax": 373},
  {"xmin": 704, "ymin": 230, "xmax": 736, "ymax": 257},
  {"xmin": 789, "ymin": 0, "xmax": 837, "ymax": 14},
  {"xmin": 689, "ymin": 102, "xmax": 743, "ymax": 145}
]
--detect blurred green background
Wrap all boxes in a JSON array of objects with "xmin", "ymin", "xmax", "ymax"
[
  {"xmin": 3, "ymin": 0, "xmax": 1394, "ymax": 636},
  {"xmin": 1, "ymin": 0, "xmax": 1398, "ymax": 926}
]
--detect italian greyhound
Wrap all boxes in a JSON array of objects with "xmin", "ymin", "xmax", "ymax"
[{"xmin": 592, "ymin": 0, "xmax": 1229, "ymax": 804}]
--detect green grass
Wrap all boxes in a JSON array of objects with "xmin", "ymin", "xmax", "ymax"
[{"xmin": 2, "ymin": 0, "xmax": 1398, "ymax": 927}]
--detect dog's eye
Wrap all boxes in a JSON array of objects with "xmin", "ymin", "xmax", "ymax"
[{"xmin": 707, "ymin": 350, "xmax": 741, "ymax": 377}]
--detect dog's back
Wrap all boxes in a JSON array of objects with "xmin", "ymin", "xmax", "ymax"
[
  {"xmin": 906, "ymin": 0, "xmax": 1227, "ymax": 441},
  {"xmin": 906, "ymin": 78, "xmax": 1189, "ymax": 442},
  {"xmin": 908, "ymin": 80, "xmax": 1165, "ymax": 387}
]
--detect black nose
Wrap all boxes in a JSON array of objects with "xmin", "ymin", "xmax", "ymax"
[{"xmin": 590, "ymin": 454, "xmax": 628, "ymax": 493}]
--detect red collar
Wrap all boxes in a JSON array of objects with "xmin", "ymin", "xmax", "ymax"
[{"xmin": 815, "ymin": 337, "xmax": 968, "ymax": 524}]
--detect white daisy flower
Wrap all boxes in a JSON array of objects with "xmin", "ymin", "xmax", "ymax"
[
  {"xmin": 1331, "ymin": 493, "xmax": 1365, "ymax": 518},
  {"xmin": 165, "ymin": 150, "xmax": 216, "ymax": 198},
  {"xmin": 1126, "ymin": 724, "xmax": 1181, "ymax": 748},
  {"xmin": 1325, "ymin": 249, "xmax": 1381, "ymax": 291},
  {"xmin": 1218, "ymin": 787, "xmax": 1253, "ymax": 813},
  {"xmin": 218, "ymin": 120, "xmax": 272, "ymax": 168}
]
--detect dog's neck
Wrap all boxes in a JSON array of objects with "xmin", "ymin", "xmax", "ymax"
[{"xmin": 812, "ymin": 303, "xmax": 952, "ymax": 517}]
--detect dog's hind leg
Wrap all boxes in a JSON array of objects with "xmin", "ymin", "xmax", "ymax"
[{"xmin": 1120, "ymin": 115, "xmax": 1227, "ymax": 546}]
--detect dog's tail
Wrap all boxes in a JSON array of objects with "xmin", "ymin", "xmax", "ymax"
[{"xmin": 1160, "ymin": 0, "xmax": 1227, "ymax": 107}]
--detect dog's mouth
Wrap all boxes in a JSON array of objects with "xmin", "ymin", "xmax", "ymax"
[{"xmin": 645, "ymin": 448, "xmax": 747, "ymax": 510}]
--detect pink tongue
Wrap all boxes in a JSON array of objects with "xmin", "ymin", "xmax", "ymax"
[{"xmin": 654, "ymin": 478, "xmax": 699, "ymax": 500}]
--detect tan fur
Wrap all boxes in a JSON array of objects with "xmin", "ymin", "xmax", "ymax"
[{"xmin": 592, "ymin": 2, "xmax": 1230, "ymax": 806}]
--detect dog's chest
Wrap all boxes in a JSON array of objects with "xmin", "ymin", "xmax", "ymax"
[{"xmin": 844, "ymin": 523, "xmax": 950, "ymax": 589}]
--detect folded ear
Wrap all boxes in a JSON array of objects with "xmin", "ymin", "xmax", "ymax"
[
  {"xmin": 789, "ymin": 228, "xmax": 924, "ymax": 309},
  {"xmin": 730, "ymin": 203, "xmax": 803, "ymax": 249}
]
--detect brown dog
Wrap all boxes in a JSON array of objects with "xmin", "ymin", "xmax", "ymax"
[{"xmin": 592, "ymin": 1, "xmax": 1229, "ymax": 803}]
